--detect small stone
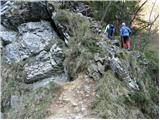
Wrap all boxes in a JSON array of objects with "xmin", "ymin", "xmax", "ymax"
[
  {"xmin": 72, "ymin": 102, "xmax": 78, "ymax": 106},
  {"xmin": 86, "ymin": 94, "xmax": 89, "ymax": 97},
  {"xmin": 81, "ymin": 107, "xmax": 86, "ymax": 111},
  {"xmin": 97, "ymin": 62, "xmax": 105, "ymax": 74},
  {"xmin": 66, "ymin": 110, "xmax": 70, "ymax": 113},
  {"xmin": 11, "ymin": 95, "xmax": 21, "ymax": 109},
  {"xmin": 94, "ymin": 53, "xmax": 104, "ymax": 63}
]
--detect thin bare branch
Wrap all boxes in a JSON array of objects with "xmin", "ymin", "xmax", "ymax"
[
  {"xmin": 133, "ymin": 14, "xmax": 159, "ymax": 34},
  {"xmin": 129, "ymin": 0, "xmax": 148, "ymax": 26},
  {"xmin": 148, "ymin": 0, "xmax": 157, "ymax": 32}
]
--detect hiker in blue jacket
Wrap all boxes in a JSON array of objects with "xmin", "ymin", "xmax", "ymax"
[
  {"xmin": 120, "ymin": 22, "xmax": 132, "ymax": 49},
  {"xmin": 104, "ymin": 24, "xmax": 115, "ymax": 40}
]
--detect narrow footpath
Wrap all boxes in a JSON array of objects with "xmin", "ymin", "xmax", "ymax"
[{"xmin": 47, "ymin": 73, "xmax": 98, "ymax": 119}]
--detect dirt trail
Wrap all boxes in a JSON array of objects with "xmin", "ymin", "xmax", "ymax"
[{"xmin": 47, "ymin": 73, "xmax": 98, "ymax": 119}]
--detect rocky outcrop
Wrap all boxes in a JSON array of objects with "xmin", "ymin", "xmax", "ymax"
[
  {"xmin": 88, "ymin": 41, "xmax": 139, "ymax": 90},
  {"xmin": 24, "ymin": 43, "xmax": 65, "ymax": 83},
  {"xmin": 1, "ymin": 1, "xmax": 67, "ymax": 43},
  {"xmin": 1, "ymin": 1, "xmax": 68, "ymax": 85},
  {"xmin": 24, "ymin": 51, "xmax": 53, "ymax": 83},
  {"xmin": 1, "ymin": 1, "xmax": 52, "ymax": 30},
  {"xmin": 108, "ymin": 56, "xmax": 139, "ymax": 90},
  {"xmin": 3, "ymin": 20, "xmax": 57, "ymax": 63}
]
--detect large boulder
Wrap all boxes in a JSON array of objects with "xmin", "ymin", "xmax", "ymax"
[
  {"xmin": 17, "ymin": 20, "xmax": 55, "ymax": 35},
  {"xmin": 24, "ymin": 44, "xmax": 65, "ymax": 83},
  {"xmin": 3, "ymin": 21, "xmax": 58, "ymax": 64},
  {"xmin": 24, "ymin": 51, "xmax": 54, "ymax": 83},
  {"xmin": 18, "ymin": 20, "xmax": 57, "ymax": 40}
]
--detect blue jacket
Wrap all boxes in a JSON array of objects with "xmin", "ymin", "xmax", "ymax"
[
  {"xmin": 105, "ymin": 24, "xmax": 115, "ymax": 34},
  {"xmin": 107, "ymin": 25, "xmax": 115, "ymax": 35},
  {"xmin": 120, "ymin": 26, "xmax": 131, "ymax": 37}
]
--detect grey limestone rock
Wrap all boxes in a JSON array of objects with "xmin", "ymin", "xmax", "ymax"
[
  {"xmin": 4, "ymin": 21, "xmax": 57, "ymax": 64},
  {"xmin": 0, "ymin": 31, "xmax": 17, "ymax": 45},
  {"xmin": 1, "ymin": 1, "xmax": 52, "ymax": 30},
  {"xmin": 24, "ymin": 43, "xmax": 65, "ymax": 83},
  {"xmin": 4, "ymin": 42, "xmax": 30, "ymax": 63}
]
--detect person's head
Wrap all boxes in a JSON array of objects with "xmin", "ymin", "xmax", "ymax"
[{"xmin": 122, "ymin": 22, "xmax": 126, "ymax": 26}]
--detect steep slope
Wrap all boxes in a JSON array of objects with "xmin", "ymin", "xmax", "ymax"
[{"xmin": 0, "ymin": 1, "xmax": 158, "ymax": 119}]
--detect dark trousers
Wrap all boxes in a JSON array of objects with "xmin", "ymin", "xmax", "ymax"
[{"xmin": 122, "ymin": 36, "xmax": 130, "ymax": 49}]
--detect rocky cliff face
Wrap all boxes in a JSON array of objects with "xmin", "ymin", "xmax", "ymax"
[
  {"xmin": 1, "ymin": 1, "xmax": 51, "ymax": 29},
  {"xmin": 1, "ymin": 1, "xmax": 158, "ymax": 119},
  {"xmin": 1, "ymin": 1, "xmax": 66, "ymax": 84},
  {"xmin": 1, "ymin": 2, "xmax": 68, "ymax": 118}
]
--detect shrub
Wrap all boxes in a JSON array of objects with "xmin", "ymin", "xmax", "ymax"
[{"xmin": 58, "ymin": 10, "xmax": 104, "ymax": 81}]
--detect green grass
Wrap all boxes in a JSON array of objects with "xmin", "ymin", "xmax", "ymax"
[
  {"xmin": 92, "ymin": 40, "xmax": 159, "ymax": 118},
  {"xmin": 55, "ymin": 10, "xmax": 104, "ymax": 81},
  {"xmin": 92, "ymin": 70, "xmax": 135, "ymax": 119},
  {"xmin": 3, "ymin": 81, "xmax": 60, "ymax": 119},
  {"xmin": 1, "ymin": 57, "xmax": 60, "ymax": 119},
  {"xmin": 124, "ymin": 52, "xmax": 158, "ymax": 118}
]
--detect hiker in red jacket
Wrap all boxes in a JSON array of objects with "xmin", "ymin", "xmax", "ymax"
[{"xmin": 120, "ymin": 23, "xmax": 132, "ymax": 50}]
